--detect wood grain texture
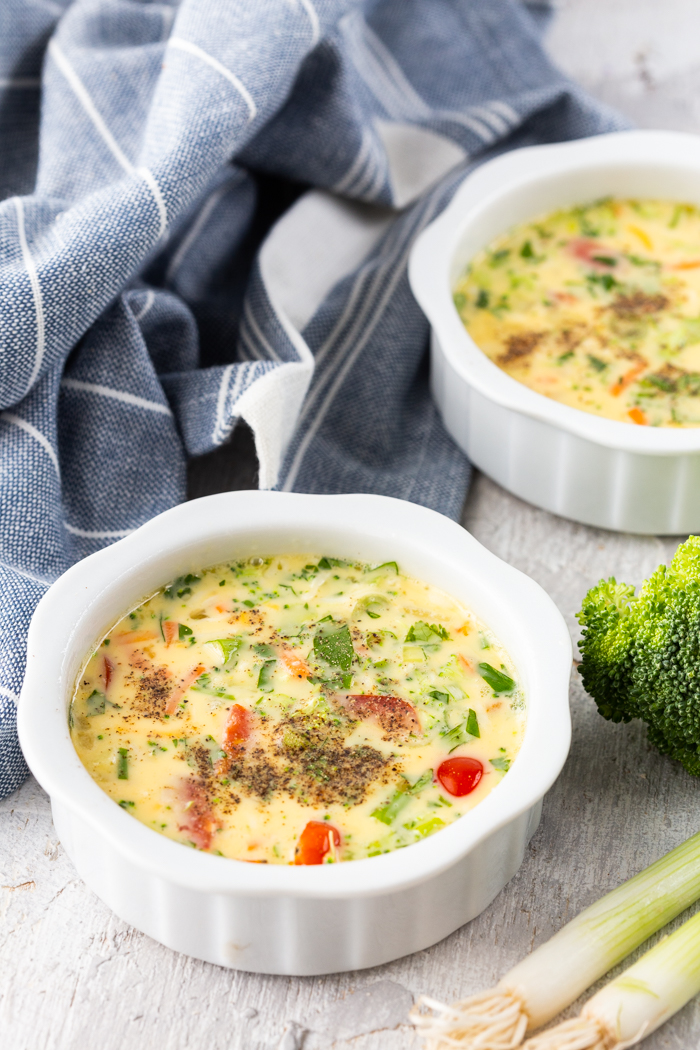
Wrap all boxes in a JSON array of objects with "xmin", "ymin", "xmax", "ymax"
[{"xmin": 4, "ymin": 4, "xmax": 700, "ymax": 1047}]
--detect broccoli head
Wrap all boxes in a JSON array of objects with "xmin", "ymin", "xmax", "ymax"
[{"xmin": 577, "ymin": 535, "xmax": 700, "ymax": 777}]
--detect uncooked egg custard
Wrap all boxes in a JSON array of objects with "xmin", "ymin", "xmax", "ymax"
[
  {"xmin": 70, "ymin": 555, "xmax": 525, "ymax": 864},
  {"xmin": 455, "ymin": 198, "xmax": 700, "ymax": 426}
]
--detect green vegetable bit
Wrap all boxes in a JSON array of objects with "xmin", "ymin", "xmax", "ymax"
[
  {"xmin": 478, "ymin": 662, "xmax": 515, "ymax": 694},
  {"xmin": 490, "ymin": 756, "xmax": 511, "ymax": 772},
  {"xmin": 372, "ymin": 770, "xmax": 433, "ymax": 825},
  {"xmin": 441, "ymin": 708, "xmax": 480, "ymax": 752},
  {"xmin": 86, "ymin": 689, "xmax": 106, "ymax": 716},
  {"xmin": 164, "ymin": 573, "xmax": 200, "ymax": 599},
  {"xmin": 314, "ymin": 622, "xmax": 354, "ymax": 671},
  {"xmin": 210, "ymin": 636, "xmax": 243, "ymax": 665},
  {"xmin": 577, "ymin": 535, "xmax": 700, "ymax": 776},
  {"xmin": 117, "ymin": 748, "xmax": 129, "ymax": 780},
  {"xmin": 257, "ymin": 658, "xmax": 276, "ymax": 693},
  {"xmin": 405, "ymin": 621, "xmax": 449, "ymax": 652}
]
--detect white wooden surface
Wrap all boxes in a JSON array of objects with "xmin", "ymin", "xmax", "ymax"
[{"xmin": 4, "ymin": 5, "xmax": 700, "ymax": 1048}]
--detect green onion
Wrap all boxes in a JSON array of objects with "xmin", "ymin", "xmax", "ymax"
[
  {"xmin": 524, "ymin": 908, "xmax": 700, "ymax": 1048},
  {"xmin": 372, "ymin": 770, "xmax": 432, "ymax": 825},
  {"xmin": 410, "ymin": 830, "xmax": 700, "ymax": 1047},
  {"xmin": 117, "ymin": 748, "xmax": 129, "ymax": 780}
]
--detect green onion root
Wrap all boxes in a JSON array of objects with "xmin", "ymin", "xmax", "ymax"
[
  {"xmin": 409, "ymin": 989, "xmax": 528, "ymax": 1050},
  {"xmin": 411, "ymin": 830, "xmax": 700, "ymax": 1049},
  {"xmin": 523, "ymin": 908, "xmax": 700, "ymax": 1050}
]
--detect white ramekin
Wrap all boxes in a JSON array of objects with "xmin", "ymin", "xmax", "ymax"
[
  {"xmin": 18, "ymin": 491, "xmax": 571, "ymax": 975},
  {"xmin": 410, "ymin": 130, "xmax": 700, "ymax": 535}
]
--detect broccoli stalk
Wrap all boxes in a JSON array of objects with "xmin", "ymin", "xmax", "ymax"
[{"xmin": 577, "ymin": 535, "xmax": 700, "ymax": 777}]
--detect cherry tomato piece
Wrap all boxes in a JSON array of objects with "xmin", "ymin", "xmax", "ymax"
[
  {"xmin": 437, "ymin": 756, "xmax": 483, "ymax": 797},
  {"xmin": 294, "ymin": 821, "xmax": 341, "ymax": 865}
]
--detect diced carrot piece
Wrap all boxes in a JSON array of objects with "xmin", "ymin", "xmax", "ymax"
[
  {"xmin": 673, "ymin": 259, "xmax": 700, "ymax": 270},
  {"xmin": 162, "ymin": 620, "xmax": 178, "ymax": 647},
  {"xmin": 165, "ymin": 664, "xmax": 205, "ymax": 715},
  {"xmin": 112, "ymin": 629, "xmax": 158, "ymax": 645},
  {"xmin": 458, "ymin": 653, "xmax": 474, "ymax": 673},
  {"xmin": 628, "ymin": 407, "xmax": 648, "ymax": 425},
  {"xmin": 610, "ymin": 362, "xmax": 646, "ymax": 397},
  {"xmin": 280, "ymin": 648, "xmax": 311, "ymax": 679}
]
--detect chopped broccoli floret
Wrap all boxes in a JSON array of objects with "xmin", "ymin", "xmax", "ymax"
[{"xmin": 577, "ymin": 536, "xmax": 700, "ymax": 776}]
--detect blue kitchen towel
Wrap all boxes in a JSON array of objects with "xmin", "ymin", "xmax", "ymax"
[{"xmin": 0, "ymin": 0, "xmax": 626, "ymax": 797}]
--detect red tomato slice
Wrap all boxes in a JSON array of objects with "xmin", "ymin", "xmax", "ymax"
[
  {"xmin": 163, "ymin": 620, "xmax": 179, "ymax": 646},
  {"xmin": 177, "ymin": 780, "xmax": 219, "ymax": 851},
  {"xmin": 294, "ymin": 821, "xmax": 341, "ymax": 865},
  {"xmin": 568, "ymin": 238, "xmax": 611, "ymax": 265},
  {"xmin": 437, "ymin": 756, "xmax": 483, "ymax": 797},
  {"xmin": 222, "ymin": 704, "xmax": 252, "ymax": 754}
]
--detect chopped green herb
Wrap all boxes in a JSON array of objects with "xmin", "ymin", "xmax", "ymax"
[
  {"xmin": 318, "ymin": 556, "xmax": 347, "ymax": 570},
  {"xmin": 476, "ymin": 289, "xmax": 490, "ymax": 309},
  {"xmin": 405, "ymin": 621, "xmax": 449, "ymax": 652},
  {"xmin": 178, "ymin": 623, "xmax": 193, "ymax": 640},
  {"xmin": 490, "ymin": 756, "xmax": 511, "ymax": 772},
  {"xmin": 587, "ymin": 272, "xmax": 618, "ymax": 292},
  {"xmin": 591, "ymin": 255, "xmax": 616, "ymax": 267},
  {"xmin": 118, "ymin": 800, "xmax": 135, "ymax": 809},
  {"xmin": 587, "ymin": 355, "xmax": 608, "ymax": 373},
  {"xmin": 520, "ymin": 240, "xmax": 534, "ymax": 258},
  {"xmin": 164, "ymin": 574, "xmax": 200, "ymax": 600},
  {"xmin": 86, "ymin": 689, "xmax": 106, "ymax": 716},
  {"xmin": 314, "ymin": 622, "xmax": 354, "ymax": 672},
  {"xmin": 489, "ymin": 248, "xmax": 510, "ymax": 266},
  {"xmin": 479, "ymin": 662, "xmax": 515, "ymax": 694},
  {"xmin": 257, "ymin": 659, "xmax": 276, "ymax": 693}
]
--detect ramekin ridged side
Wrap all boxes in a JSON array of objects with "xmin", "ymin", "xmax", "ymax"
[
  {"xmin": 19, "ymin": 491, "xmax": 571, "ymax": 974},
  {"xmin": 410, "ymin": 130, "xmax": 700, "ymax": 535},
  {"xmin": 50, "ymin": 794, "xmax": 541, "ymax": 974}
]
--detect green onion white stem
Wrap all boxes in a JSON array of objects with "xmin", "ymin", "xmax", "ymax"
[
  {"xmin": 523, "ymin": 907, "xmax": 700, "ymax": 1049},
  {"xmin": 410, "ymin": 830, "xmax": 700, "ymax": 1050}
]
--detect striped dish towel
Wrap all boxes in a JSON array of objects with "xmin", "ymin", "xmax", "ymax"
[{"xmin": 0, "ymin": 0, "xmax": 626, "ymax": 797}]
